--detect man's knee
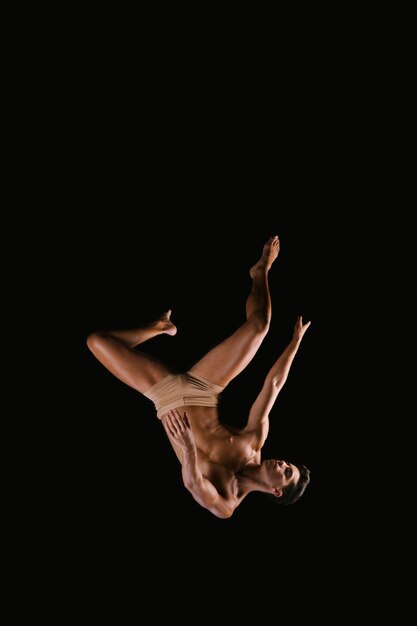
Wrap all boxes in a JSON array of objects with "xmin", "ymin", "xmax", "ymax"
[
  {"xmin": 249, "ymin": 312, "xmax": 270, "ymax": 334},
  {"xmin": 86, "ymin": 331, "xmax": 107, "ymax": 354}
]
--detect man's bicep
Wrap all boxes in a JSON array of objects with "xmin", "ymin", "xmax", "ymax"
[
  {"xmin": 184, "ymin": 475, "xmax": 218, "ymax": 507},
  {"xmin": 185, "ymin": 478, "xmax": 234, "ymax": 518}
]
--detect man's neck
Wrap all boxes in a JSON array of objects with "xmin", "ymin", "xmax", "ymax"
[{"xmin": 236, "ymin": 465, "xmax": 266, "ymax": 495}]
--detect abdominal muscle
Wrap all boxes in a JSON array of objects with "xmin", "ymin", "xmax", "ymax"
[{"xmin": 163, "ymin": 405, "xmax": 258, "ymax": 484}]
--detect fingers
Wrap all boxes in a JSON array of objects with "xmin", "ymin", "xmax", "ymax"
[
  {"xmin": 168, "ymin": 408, "xmax": 190, "ymax": 428},
  {"xmin": 162, "ymin": 409, "xmax": 190, "ymax": 437},
  {"xmin": 161, "ymin": 416, "xmax": 176, "ymax": 438},
  {"xmin": 166, "ymin": 413, "xmax": 183, "ymax": 437},
  {"xmin": 297, "ymin": 315, "xmax": 312, "ymax": 330}
]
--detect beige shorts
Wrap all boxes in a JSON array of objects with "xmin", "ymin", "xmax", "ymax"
[{"xmin": 143, "ymin": 371, "xmax": 225, "ymax": 419}]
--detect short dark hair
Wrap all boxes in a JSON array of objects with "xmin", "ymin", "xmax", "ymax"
[{"xmin": 266, "ymin": 463, "xmax": 311, "ymax": 506}]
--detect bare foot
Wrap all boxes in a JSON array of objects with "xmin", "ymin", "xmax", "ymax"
[
  {"xmin": 158, "ymin": 310, "xmax": 177, "ymax": 336},
  {"xmin": 250, "ymin": 235, "xmax": 280, "ymax": 278}
]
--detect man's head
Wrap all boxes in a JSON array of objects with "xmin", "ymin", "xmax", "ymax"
[{"xmin": 261, "ymin": 459, "xmax": 310, "ymax": 506}]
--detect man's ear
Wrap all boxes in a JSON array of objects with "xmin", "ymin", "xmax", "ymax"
[{"xmin": 272, "ymin": 487, "xmax": 283, "ymax": 498}]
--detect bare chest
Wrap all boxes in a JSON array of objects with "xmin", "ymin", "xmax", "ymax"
[
  {"xmin": 195, "ymin": 427, "xmax": 257, "ymax": 471},
  {"xmin": 198, "ymin": 459, "xmax": 240, "ymax": 500}
]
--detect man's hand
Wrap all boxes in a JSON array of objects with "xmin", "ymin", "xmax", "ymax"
[
  {"xmin": 293, "ymin": 315, "xmax": 311, "ymax": 342},
  {"xmin": 161, "ymin": 409, "xmax": 196, "ymax": 454}
]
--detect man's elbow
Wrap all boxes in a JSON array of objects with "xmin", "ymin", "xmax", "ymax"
[
  {"xmin": 213, "ymin": 509, "xmax": 233, "ymax": 519},
  {"xmin": 272, "ymin": 375, "xmax": 287, "ymax": 390}
]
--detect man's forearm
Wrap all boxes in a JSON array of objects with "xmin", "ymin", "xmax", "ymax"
[
  {"xmin": 267, "ymin": 337, "xmax": 302, "ymax": 387},
  {"xmin": 181, "ymin": 448, "xmax": 203, "ymax": 489},
  {"xmin": 181, "ymin": 448, "xmax": 220, "ymax": 510}
]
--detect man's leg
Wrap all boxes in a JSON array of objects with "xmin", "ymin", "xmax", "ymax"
[
  {"xmin": 86, "ymin": 310, "xmax": 177, "ymax": 393},
  {"xmin": 190, "ymin": 236, "xmax": 280, "ymax": 387}
]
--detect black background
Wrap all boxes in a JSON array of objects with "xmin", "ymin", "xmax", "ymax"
[
  {"xmin": 12, "ymin": 56, "xmax": 392, "ymax": 608},
  {"xmin": 58, "ymin": 209, "xmax": 354, "ymax": 584},
  {"xmin": 6, "ymin": 5, "xmax": 412, "ymax": 610}
]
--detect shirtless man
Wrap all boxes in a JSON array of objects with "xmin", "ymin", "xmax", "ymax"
[{"xmin": 87, "ymin": 235, "xmax": 311, "ymax": 518}]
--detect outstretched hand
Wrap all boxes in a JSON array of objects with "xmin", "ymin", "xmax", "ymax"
[
  {"xmin": 161, "ymin": 409, "xmax": 196, "ymax": 453},
  {"xmin": 293, "ymin": 315, "xmax": 311, "ymax": 342}
]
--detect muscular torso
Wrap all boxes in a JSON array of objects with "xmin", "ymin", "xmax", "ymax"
[{"xmin": 164, "ymin": 405, "xmax": 260, "ymax": 501}]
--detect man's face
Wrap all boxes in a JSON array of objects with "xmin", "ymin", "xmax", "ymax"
[{"xmin": 262, "ymin": 459, "xmax": 300, "ymax": 496}]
